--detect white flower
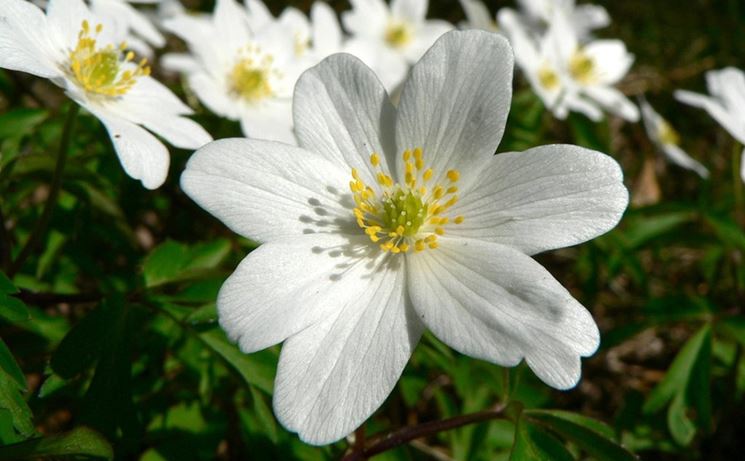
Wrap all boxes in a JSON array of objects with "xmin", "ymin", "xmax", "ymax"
[
  {"xmin": 181, "ymin": 30, "xmax": 628, "ymax": 444},
  {"xmin": 514, "ymin": 0, "xmax": 609, "ymax": 39},
  {"xmin": 163, "ymin": 0, "xmax": 304, "ymax": 144},
  {"xmin": 244, "ymin": 0, "xmax": 344, "ymax": 64},
  {"xmin": 499, "ymin": 7, "xmax": 639, "ymax": 122},
  {"xmin": 640, "ymin": 98, "xmax": 709, "ymax": 179},
  {"xmin": 675, "ymin": 67, "xmax": 745, "ymax": 183},
  {"xmin": 90, "ymin": 0, "xmax": 165, "ymax": 56},
  {"xmin": 458, "ymin": 0, "xmax": 498, "ymax": 32},
  {"xmin": 0, "ymin": 0, "xmax": 211, "ymax": 189},
  {"xmin": 342, "ymin": 0, "xmax": 452, "ymax": 92}
]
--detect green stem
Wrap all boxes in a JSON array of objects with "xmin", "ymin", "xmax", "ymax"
[
  {"xmin": 733, "ymin": 142, "xmax": 743, "ymax": 225},
  {"xmin": 0, "ymin": 205, "xmax": 11, "ymax": 271},
  {"xmin": 8, "ymin": 104, "xmax": 79, "ymax": 277}
]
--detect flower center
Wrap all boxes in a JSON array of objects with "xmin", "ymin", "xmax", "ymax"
[
  {"xmin": 229, "ymin": 45, "xmax": 276, "ymax": 102},
  {"xmin": 657, "ymin": 120, "xmax": 680, "ymax": 145},
  {"xmin": 538, "ymin": 65, "xmax": 560, "ymax": 90},
  {"xmin": 69, "ymin": 20, "xmax": 149, "ymax": 97},
  {"xmin": 385, "ymin": 21, "xmax": 413, "ymax": 48},
  {"xmin": 569, "ymin": 50, "xmax": 595, "ymax": 84},
  {"xmin": 349, "ymin": 148, "xmax": 464, "ymax": 254}
]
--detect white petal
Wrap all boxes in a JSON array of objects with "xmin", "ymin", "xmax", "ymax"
[
  {"xmin": 396, "ymin": 30, "xmax": 513, "ymax": 188},
  {"xmin": 274, "ymin": 257, "xmax": 422, "ymax": 444},
  {"xmin": 160, "ymin": 52, "xmax": 201, "ymax": 74},
  {"xmin": 407, "ymin": 238, "xmax": 599, "ymax": 390},
  {"xmin": 240, "ymin": 101, "xmax": 296, "ymax": 144},
  {"xmin": 293, "ymin": 53, "xmax": 397, "ymax": 183},
  {"xmin": 573, "ymin": 5, "xmax": 610, "ymax": 31},
  {"xmin": 707, "ymin": 67, "xmax": 745, "ymax": 112},
  {"xmin": 391, "ymin": 0, "xmax": 427, "ymax": 23},
  {"xmin": 180, "ymin": 138, "xmax": 353, "ymax": 243},
  {"xmin": 675, "ymin": 89, "xmax": 745, "ymax": 143},
  {"xmin": 662, "ymin": 144, "xmax": 709, "ymax": 179},
  {"xmin": 582, "ymin": 86, "xmax": 639, "ymax": 122},
  {"xmin": 0, "ymin": 0, "xmax": 61, "ymax": 77},
  {"xmin": 563, "ymin": 92, "xmax": 604, "ymax": 121},
  {"xmin": 244, "ymin": 0, "xmax": 274, "ymax": 31},
  {"xmin": 342, "ymin": 0, "xmax": 388, "ymax": 39},
  {"xmin": 343, "ymin": 38, "xmax": 408, "ymax": 93},
  {"xmin": 460, "ymin": 0, "xmax": 496, "ymax": 31},
  {"xmin": 402, "ymin": 20, "xmax": 452, "ymax": 63},
  {"xmin": 188, "ymin": 72, "xmax": 239, "ymax": 118},
  {"xmin": 448, "ymin": 145, "xmax": 628, "ymax": 255},
  {"xmin": 214, "ymin": 0, "xmax": 251, "ymax": 51},
  {"xmin": 311, "ymin": 1, "xmax": 342, "ymax": 58},
  {"xmin": 583, "ymin": 40, "xmax": 633, "ymax": 85},
  {"xmin": 46, "ymin": 0, "xmax": 93, "ymax": 49},
  {"xmin": 219, "ymin": 233, "xmax": 374, "ymax": 352},
  {"xmin": 88, "ymin": 109, "xmax": 170, "ymax": 189}
]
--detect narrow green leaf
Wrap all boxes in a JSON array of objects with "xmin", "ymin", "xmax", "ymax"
[
  {"xmin": 0, "ymin": 273, "xmax": 30, "ymax": 324},
  {"xmin": 0, "ymin": 338, "xmax": 25, "ymax": 389},
  {"xmin": 525, "ymin": 410, "xmax": 637, "ymax": 461},
  {"xmin": 0, "ymin": 427, "xmax": 113, "ymax": 460},
  {"xmin": 667, "ymin": 393, "xmax": 696, "ymax": 446},
  {"xmin": 0, "ymin": 108, "xmax": 48, "ymax": 139},
  {"xmin": 510, "ymin": 416, "xmax": 573, "ymax": 461},
  {"xmin": 198, "ymin": 326, "xmax": 275, "ymax": 394}
]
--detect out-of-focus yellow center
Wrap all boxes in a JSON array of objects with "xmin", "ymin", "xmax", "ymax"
[
  {"xmin": 69, "ymin": 20, "xmax": 149, "ymax": 97},
  {"xmin": 538, "ymin": 65, "xmax": 560, "ymax": 91},
  {"xmin": 658, "ymin": 120, "xmax": 680, "ymax": 145},
  {"xmin": 569, "ymin": 50, "xmax": 595, "ymax": 84},
  {"xmin": 349, "ymin": 148, "xmax": 465, "ymax": 254},
  {"xmin": 385, "ymin": 21, "xmax": 413, "ymax": 48},
  {"xmin": 229, "ymin": 45, "xmax": 276, "ymax": 102}
]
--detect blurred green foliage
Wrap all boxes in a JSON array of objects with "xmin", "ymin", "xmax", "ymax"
[{"xmin": 1, "ymin": 0, "xmax": 744, "ymax": 460}]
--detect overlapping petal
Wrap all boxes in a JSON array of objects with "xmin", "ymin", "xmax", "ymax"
[
  {"xmin": 447, "ymin": 145, "xmax": 628, "ymax": 255},
  {"xmin": 396, "ymin": 30, "xmax": 513, "ymax": 188},
  {"xmin": 180, "ymin": 138, "xmax": 352, "ymax": 243},
  {"xmin": 407, "ymin": 237, "xmax": 600, "ymax": 390}
]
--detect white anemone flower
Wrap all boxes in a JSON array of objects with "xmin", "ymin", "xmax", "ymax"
[
  {"xmin": 181, "ymin": 30, "xmax": 628, "ymax": 444},
  {"xmin": 90, "ymin": 0, "xmax": 165, "ymax": 56},
  {"xmin": 640, "ymin": 98, "xmax": 709, "ymax": 179},
  {"xmin": 514, "ymin": 0, "xmax": 609, "ymax": 39},
  {"xmin": 0, "ymin": 0, "xmax": 212, "ymax": 189},
  {"xmin": 244, "ymin": 0, "xmax": 344, "ymax": 64},
  {"xmin": 675, "ymin": 67, "xmax": 745, "ymax": 183},
  {"xmin": 342, "ymin": 0, "xmax": 452, "ymax": 91},
  {"xmin": 163, "ymin": 0, "xmax": 304, "ymax": 144},
  {"xmin": 458, "ymin": 0, "xmax": 498, "ymax": 32}
]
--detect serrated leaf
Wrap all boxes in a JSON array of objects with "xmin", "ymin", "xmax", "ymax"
[
  {"xmin": 0, "ymin": 426, "xmax": 113, "ymax": 460},
  {"xmin": 510, "ymin": 416, "xmax": 573, "ymax": 461},
  {"xmin": 525, "ymin": 410, "xmax": 636, "ymax": 461}
]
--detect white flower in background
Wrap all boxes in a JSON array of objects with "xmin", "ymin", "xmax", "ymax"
[
  {"xmin": 500, "ymin": 8, "xmax": 638, "ymax": 122},
  {"xmin": 244, "ymin": 0, "xmax": 344, "ymax": 64},
  {"xmin": 458, "ymin": 0, "xmax": 498, "ymax": 32},
  {"xmin": 342, "ymin": 0, "xmax": 452, "ymax": 91},
  {"xmin": 640, "ymin": 98, "xmax": 709, "ymax": 178},
  {"xmin": 181, "ymin": 30, "xmax": 628, "ymax": 444},
  {"xmin": 513, "ymin": 0, "xmax": 609, "ymax": 39},
  {"xmin": 90, "ymin": 0, "xmax": 165, "ymax": 56},
  {"xmin": 0, "ymin": 0, "xmax": 211, "ymax": 189},
  {"xmin": 675, "ymin": 67, "xmax": 745, "ymax": 182},
  {"xmin": 163, "ymin": 0, "xmax": 304, "ymax": 144}
]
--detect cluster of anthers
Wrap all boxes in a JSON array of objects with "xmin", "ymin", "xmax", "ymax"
[
  {"xmin": 69, "ymin": 20, "xmax": 150, "ymax": 97},
  {"xmin": 229, "ymin": 44, "xmax": 280, "ymax": 103},
  {"xmin": 349, "ymin": 148, "xmax": 464, "ymax": 254}
]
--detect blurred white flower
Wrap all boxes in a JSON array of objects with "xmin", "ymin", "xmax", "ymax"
[
  {"xmin": 458, "ymin": 0, "xmax": 498, "ymax": 32},
  {"xmin": 163, "ymin": 0, "xmax": 305, "ymax": 144},
  {"xmin": 640, "ymin": 98, "xmax": 709, "ymax": 178},
  {"xmin": 500, "ymin": 8, "xmax": 638, "ymax": 122},
  {"xmin": 181, "ymin": 30, "xmax": 627, "ymax": 444},
  {"xmin": 0, "ymin": 0, "xmax": 211, "ymax": 189},
  {"xmin": 342, "ymin": 0, "xmax": 452, "ymax": 91},
  {"xmin": 675, "ymin": 67, "xmax": 745, "ymax": 182},
  {"xmin": 513, "ymin": 0, "xmax": 609, "ymax": 39},
  {"xmin": 90, "ymin": 0, "xmax": 165, "ymax": 56}
]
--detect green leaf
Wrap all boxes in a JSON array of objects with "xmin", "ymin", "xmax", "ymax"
[
  {"xmin": 705, "ymin": 214, "xmax": 745, "ymax": 250},
  {"xmin": 0, "ymin": 108, "xmax": 48, "ymax": 139},
  {"xmin": 0, "ymin": 272, "xmax": 30, "ymax": 324},
  {"xmin": 668, "ymin": 393, "xmax": 696, "ymax": 446},
  {"xmin": 197, "ymin": 326, "xmax": 275, "ymax": 394},
  {"xmin": 622, "ymin": 212, "xmax": 696, "ymax": 249},
  {"xmin": 510, "ymin": 416, "xmax": 573, "ymax": 461},
  {"xmin": 143, "ymin": 239, "xmax": 231, "ymax": 288},
  {"xmin": 525, "ymin": 410, "xmax": 637, "ymax": 461},
  {"xmin": 0, "ymin": 338, "xmax": 25, "ymax": 389},
  {"xmin": 0, "ymin": 427, "xmax": 113, "ymax": 460},
  {"xmin": 0, "ymin": 368, "xmax": 34, "ymax": 444}
]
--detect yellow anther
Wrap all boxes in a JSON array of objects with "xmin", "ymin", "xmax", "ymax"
[
  {"xmin": 435, "ymin": 227, "xmax": 445, "ymax": 236},
  {"xmin": 423, "ymin": 169, "xmax": 433, "ymax": 181},
  {"xmin": 425, "ymin": 235, "xmax": 437, "ymax": 243},
  {"xmin": 396, "ymin": 225, "xmax": 405, "ymax": 235},
  {"xmin": 447, "ymin": 170, "xmax": 460, "ymax": 182},
  {"xmin": 428, "ymin": 241, "xmax": 439, "ymax": 249},
  {"xmin": 447, "ymin": 186, "xmax": 458, "ymax": 194},
  {"xmin": 415, "ymin": 240, "xmax": 425, "ymax": 252},
  {"xmin": 391, "ymin": 245, "xmax": 401, "ymax": 254},
  {"xmin": 352, "ymin": 168, "xmax": 360, "ymax": 180},
  {"xmin": 403, "ymin": 149, "xmax": 411, "ymax": 161},
  {"xmin": 399, "ymin": 243, "xmax": 410, "ymax": 253},
  {"xmin": 370, "ymin": 153, "xmax": 380, "ymax": 166},
  {"xmin": 454, "ymin": 216, "xmax": 464, "ymax": 224},
  {"xmin": 433, "ymin": 186, "xmax": 444, "ymax": 199}
]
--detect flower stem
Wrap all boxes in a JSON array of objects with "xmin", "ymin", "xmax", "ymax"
[
  {"xmin": 8, "ymin": 104, "xmax": 80, "ymax": 277},
  {"xmin": 733, "ymin": 142, "xmax": 744, "ymax": 226},
  {"xmin": 341, "ymin": 405, "xmax": 507, "ymax": 461},
  {"xmin": 0, "ymin": 205, "xmax": 11, "ymax": 271}
]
